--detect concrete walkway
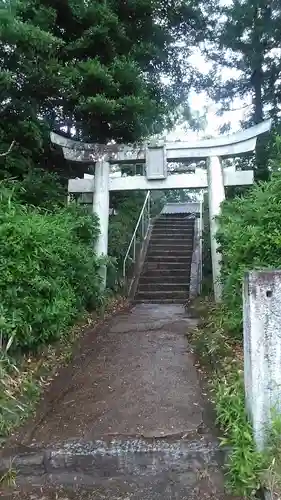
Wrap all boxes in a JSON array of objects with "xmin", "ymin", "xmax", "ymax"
[{"xmin": 2, "ymin": 304, "xmax": 239, "ymax": 499}]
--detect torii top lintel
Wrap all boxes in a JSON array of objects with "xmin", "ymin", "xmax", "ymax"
[{"xmin": 51, "ymin": 119, "xmax": 272, "ymax": 164}]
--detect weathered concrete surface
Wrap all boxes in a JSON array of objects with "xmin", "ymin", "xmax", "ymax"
[
  {"xmin": 243, "ymin": 270, "xmax": 281, "ymax": 451},
  {"xmin": 18, "ymin": 304, "xmax": 201, "ymax": 444},
  {"xmin": 2, "ymin": 304, "xmax": 240, "ymax": 499}
]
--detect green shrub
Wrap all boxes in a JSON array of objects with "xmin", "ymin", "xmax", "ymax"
[
  {"xmin": 109, "ymin": 193, "xmax": 145, "ymax": 260},
  {"xmin": 16, "ymin": 168, "xmax": 67, "ymax": 208},
  {"xmin": 213, "ymin": 367, "xmax": 264, "ymax": 497},
  {"xmin": 0, "ymin": 185, "xmax": 103, "ymax": 351},
  {"xmin": 217, "ymin": 167, "xmax": 281, "ymax": 337},
  {"xmin": 108, "ymin": 192, "xmax": 145, "ymax": 288}
]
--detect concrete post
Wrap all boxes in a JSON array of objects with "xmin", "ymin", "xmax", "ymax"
[
  {"xmin": 243, "ymin": 271, "xmax": 281, "ymax": 451},
  {"xmin": 207, "ymin": 156, "xmax": 225, "ymax": 302},
  {"xmin": 92, "ymin": 160, "xmax": 110, "ymax": 288}
]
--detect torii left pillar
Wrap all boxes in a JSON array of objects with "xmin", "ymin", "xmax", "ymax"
[{"xmin": 92, "ymin": 160, "xmax": 110, "ymax": 289}]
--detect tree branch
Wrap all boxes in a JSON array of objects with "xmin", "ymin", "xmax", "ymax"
[{"xmin": 0, "ymin": 140, "xmax": 15, "ymax": 157}]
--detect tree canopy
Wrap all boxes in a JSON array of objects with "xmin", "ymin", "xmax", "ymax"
[
  {"xmin": 192, "ymin": 0, "xmax": 281, "ymax": 180},
  {"xmin": 0, "ymin": 0, "xmax": 207, "ymax": 178}
]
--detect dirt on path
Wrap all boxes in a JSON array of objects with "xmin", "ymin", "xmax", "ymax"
[{"xmin": 1, "ymin": 304, "xmax": 240, "ymax": 499}]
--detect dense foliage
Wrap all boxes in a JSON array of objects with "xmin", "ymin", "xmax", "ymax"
[
  {"xmin": 0, "ymin": 184, "xmax": 103, "ymax": 351},
  {"xmin": 216, "ymin": 149, "xmax": 281, "ymax": 336},
  {"xmin": 0, "ymin": 0, "xmax": 207, "ymax": 180},
  {"xmin": 0, "ymin": 0, "xmax": 210, "ymax": 353},
  {"xmin": 108, "ymin": 192, "xmax": 145, "ymax": 288},
  {"xmin": 14, "ymin": 168, "xmax": 67, "ymax": 208},
  {"xmin": 0, "ymin": 0, "xmax": 208, "ymax": 316}
]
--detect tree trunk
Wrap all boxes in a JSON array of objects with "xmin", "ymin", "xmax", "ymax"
[
  {"xmin": 251, "ymin": 3, "xmax": 271, "ymax": 181},
  {"xmin": 252, "ymin": 68, "xmax": 263, "ymax": 125}
]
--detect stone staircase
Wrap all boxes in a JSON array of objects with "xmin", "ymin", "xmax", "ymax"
[{"xmin": 135, "ymin": 213, "xmax": 195, "ymax": 303}]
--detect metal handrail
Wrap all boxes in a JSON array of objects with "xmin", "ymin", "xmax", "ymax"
[{"xmin": 123, "ymin": 190, "xmax": 151, "ymax": 280}]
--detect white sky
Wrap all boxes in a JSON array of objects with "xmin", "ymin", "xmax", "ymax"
[
  {"xmin": 167, "ymin": 0, "xmax": 252, "ymax": 142},
  {"xmin": 167, "ymin": 47, "xmax": 250, "ymax": 142}
]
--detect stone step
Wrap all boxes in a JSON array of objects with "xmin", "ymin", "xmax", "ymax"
[
  {"xmin": 139, "ymin": 273, "xmax": 190, "ymax": 283},
  {"xmin": 150, "ymin": 235, "xmax": 194, "ymax": 243},
  {"xmin": 135, "ymin": 290, "xmax": 188, "ymax": 300},
  {"xmin": 138, "ymin": 282, "xmax": 189, "ymax": 292},
  {"xmin": 153, "ymin": 223, "xmax": 194, "ymax": 230},
  {"xmin": 153, "ymin": 223, "xmax": 194, "ymax": 227},
  {"xmin": 158, "ymin": 214, "xmax": 194, "ymax": 218},
  {"xmin": 133, "ymin": 297, "xmax": 189, "ymax": 304},
  {"xmin": 153, "ymin": 220, "xmax": 194, "ymax": 226},
  {"xmin": 149, "ymin": 242, "xmax": 193, "ymax": 249},
  {"xmin": 155, "ymin": 215, "xmax": 194, "ymax": 220},
  {"xmin": 150, "ymin": 238, "xmax": 193, "ymax": 245},
  {"xmin": 154, "ymin": 217, "xmax": 194, "ymax": 222},
  {"xmin": 135, "ymin": 297, "xmax": 187, "ymax": 304},
  {"xmin": 145, "ymin": 256, "xmax": 192, "ymax": 265},
  {"xmin": 152, "ymin": 229, "xmax": 194, "ymax": 237},
  {"xmin": 147, "ymin": 248, "xmax": 193, "ymax": 257},
  {"xmin": 157, "ymin": 216, "xmax": 195, "ymax": 221},
  {"xmin": 147, "ymin": 242, "xmax": 193, "ymax": 251},
  {"xmin": 143, "ymin": 264, "xmax": 192, "ymax": 274},
  {"xmin": 0, "ymin": 435, "xmax": 227, "ymax": 499},
  {"xmin": 145, "ymin": 264, "xmax": 192, "ymax": 272},
  {"xmin": 140, "ymin": 277, "xmax": 190, "ymax": 284},
  {"xmin": 151, "ymin": 230, "xmax": 194, "ymax": 237},
  {"xmin": 154, "ymin": 223, "xmax": 195, "ymax": 228},
  {"xmin": 152, "ymin": 228, "xmax": 194, "ymax": 235}
]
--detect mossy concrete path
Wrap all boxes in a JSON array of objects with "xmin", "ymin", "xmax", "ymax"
[{"xmin": 1, "ymin": 304, "xmax": 240, "ymax": 499}]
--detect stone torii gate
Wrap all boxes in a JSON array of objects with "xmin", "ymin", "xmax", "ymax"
[{"xmin": 51, "ymin": 119, "xmax": 272, "ymax": 301}]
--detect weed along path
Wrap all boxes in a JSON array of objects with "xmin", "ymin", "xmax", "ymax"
[{"xmin": 1, "ymin": 304, "xmax": 240, "ymax": 499}]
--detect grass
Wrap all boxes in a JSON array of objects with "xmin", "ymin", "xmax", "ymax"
[
  {"xmin": 0, "ymin": 353, "xmax": 41, "ymax": 438},
  {"xmin": 190, "ymin": 298, "xmax": 281, "ymax": 499},
  {"xmin": 0, "ymin": 461, "xmax": 16, "ymax": 487}
]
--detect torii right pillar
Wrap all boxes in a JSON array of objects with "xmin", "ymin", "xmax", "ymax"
[{"xmin": 207, "ymin": 156, "xmax": 225, "ymax": 302}]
